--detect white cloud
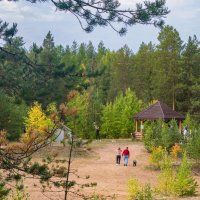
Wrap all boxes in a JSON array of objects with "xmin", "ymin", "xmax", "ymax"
[
  {"xmin": 0, "ymin": 0, "xmax": 200, "ymax": 51},
  {"xmin": 119, "ymin": 0, "xmax": 138, "ymax": 7},
  {"xmin": 0, "ymin": 0, "xmax": 66, "ymax": 23},
  {"xmin": 0, "ymin": 1, "xmax": 18, "ymax": 11}
]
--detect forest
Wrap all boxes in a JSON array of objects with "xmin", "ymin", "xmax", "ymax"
[
  {"xmin": 2, "ymin": 0, "xmax": 200, "ymax": 199},
  {"xmin": 1, "ymin": 25, "xmax": 200, "ymax": 140}
]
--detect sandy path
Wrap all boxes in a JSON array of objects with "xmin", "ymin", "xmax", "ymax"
[
  {"xmin": 23, "ymin": 140, "xmax": 200, "ymax": 200},
  {"xmin": 70, "ymin": 141, "xmax": 158, "ymax": 200}
]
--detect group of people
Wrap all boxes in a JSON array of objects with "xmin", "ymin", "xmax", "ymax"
[
  {"xmin": 116, "ymin": 147, "xmax": 130, "ymax": 166},
  {"xmin": 93, "ymin": 122, "xmax": 131, "ymax": 166}
]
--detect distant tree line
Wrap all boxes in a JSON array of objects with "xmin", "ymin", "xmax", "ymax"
[{"xmin": 0, "ymin": 25, "xmax": 200, "ymax": 139}]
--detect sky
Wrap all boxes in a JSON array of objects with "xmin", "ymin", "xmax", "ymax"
[{"xmin": 0, "ymin": 0, "xmax": 200, "ymax": 52}]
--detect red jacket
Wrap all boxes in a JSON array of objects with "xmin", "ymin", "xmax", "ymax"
[{"xmin": 122, "ymin": 149, "xmax": 130, "ymax": 157}]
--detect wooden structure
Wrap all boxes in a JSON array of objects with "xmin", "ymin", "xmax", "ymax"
[{"xmin": 133, "ymin": 101, "xmax": 185, "ymax": 139}]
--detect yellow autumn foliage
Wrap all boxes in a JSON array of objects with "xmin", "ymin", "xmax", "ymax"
[
  {"xmin": 20, "ymin": 132, "xmax": 30, "ymax": 144},
  {"xmin": 24, "ymin": 102, "xmax": 54, "ymax": 136},
  {"xmin": 0, "ymin": 130, "xmax": 7, "ymax": 146},
  {"xmin": 170, "ymin": 143, "xmax": 182, "ymax": 159}
]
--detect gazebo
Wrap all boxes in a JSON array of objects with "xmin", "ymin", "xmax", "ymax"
[{"xmin": 133, "ymin": 101, "xmax": 185, "ymax": 139}]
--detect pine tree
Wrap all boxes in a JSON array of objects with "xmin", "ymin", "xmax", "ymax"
[
  {"xmin": 157, "ymin": 26, "xmax": 183, "ymax": 110},
  {"xmin": 174, "ymin": 152, "xmax": 198, "ymax": 196},
  {"xmin": 177, "ymin": 35, "xmax": 200, "ymax": 119},
  {"xmin": 133, "ymin": 42, "xmax": 157, "ymax": 103}
]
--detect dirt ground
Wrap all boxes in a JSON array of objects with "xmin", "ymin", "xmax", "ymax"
[{"xmin": 21, "ymin": 140, "xmax": 200, "ymax": 200}]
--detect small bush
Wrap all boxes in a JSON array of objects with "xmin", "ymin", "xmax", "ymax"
[
  {"xmin": 157, "ymin": 151, "xmax": 198, "ymax": 197},
  {"xmin": 149, "ymin": 146, "xmax": 164, "ymax": 170},
  {"xmin": 128, "ymin": 178, "xmax": 155, "ymax": 200},
  {"xmin": 144, "ymin": 120, "xmax": 181, "ymax": 151},
  {"xmin": 157, "ymin": 152, "xmax": 175, "ymax": 196},
  {"xmin": 186, "ymin": 126, "xmax": 200, "ymax": 162},
  {"xmin": 136, "ymin": 184, "xmax": 154, "ymax": 200},
  {"xmin": 170, "ymin": 143, "xmax": 182, "ymax": 160},
  {"xmin": 10, "ymin": 182, "xmax": 29, "ymax": 200},
  {"xmin": 128, "ymin": 179, "xmax": 141, "ymax": 199},
  {"xmin": 173, "ymin": 152, "xmax": 198, "ymax": 196},
  {"xmin": 84, "ymin": 194, "xmax": 108, "ymax": 200},
  {"xmin": 0, "ymin": 182, "xmax": 10, "ymax": 198}
]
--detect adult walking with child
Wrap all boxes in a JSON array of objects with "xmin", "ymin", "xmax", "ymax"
[{"xmin": 122, "ymin": 147, "xmax": 130, "ymax": 166}]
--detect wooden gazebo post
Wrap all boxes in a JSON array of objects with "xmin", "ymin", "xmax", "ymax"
[
  {"xmin": 135, "ymin": 120, "xmax": 138, "ymax": 132},
  {"xmin": 178, "ymin": 120, "xmax": 182, "ymax": 133},
  {"xmin": 140, "ymin": 120, "xmax": 143, "ymax": 133}
]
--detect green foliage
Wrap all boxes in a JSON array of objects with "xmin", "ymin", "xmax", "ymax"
[
  {"xmin": 186, "ymin": 126, "xmax": 200, "ymax": 161},
  {"xmin": 174, "ymin": 152, "xmax": 198, "ymax": 196},
  {"xmin": 136, "ymin": 184, "xmax": 154, "ymax": 200},
  {"xmin": 0, "ymin": 182, "xmax": 10, "ymax": 198},
  {"xmin": 157, "ymin": 151, "xmax": 175, "ymax": 196},
  {"xmin": 132, "ymin": 42, "xmax": 157, "ymax": 103},
  {"xmin": 1, "ymin": 28, "xmax": 200, "ymax": 138},
  {"xmin": 144, "ymin": 119, "xmax": 181, "ymax": 151},
  {"xmin": 84, "ymin": 194, "xmax": 108, "ymax": 200},
  {"xmin": 157, "ymin": 151, "xmax": 198, "ymax": 197},
  {"xmin": 143, "ymin": 122, "xmax": 154, "ymax": 151},
  {"xmin": 106, "ymin": 46, "xmax": 134, "ymax": 101},
  {"xmin": 27, "ymin": 162, "xmax": 51, "ymax": 181},
  {"xmin": 177, "ymin": 35, "xmax": 200, "ymax": 118},
  {"xmin": 128, "ymin": 178, "xmax": 155, "ymax": 200},
  {"xmin": 101, "ymin": 88, "xmax": 142, "ymax": 138},
  {"xmin": 10, "ymin": 183, "xmax": 29, "ymax": 200},
  {"xmin": 182, "ymin": 113, "xmax": 197, "ymax": 132},
  {"xmin": 149, "ymin": 146, "xmax": 165, "ymax": 169},
  {"xmin": 3, "ymin": 0, "xmax": 168, "ymax": 36},
  {"xmin": 167, "ymin": 120, "xmax": 182, "ymax": 148},
  {"xmin": 157, "ymin": 25, "xmax": 183, "ymax": 109},
  {"xmin": 67, "ymin": 91, "xmax": 93, "ymax": 139},
  {"xmin": 0, "ymin": 91, "xmax": 27, "ymax": 140}
]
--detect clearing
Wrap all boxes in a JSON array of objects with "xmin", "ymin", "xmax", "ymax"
[{"xmin": 21, "ymin": 140, "xmax": 200, "ymax": 200}]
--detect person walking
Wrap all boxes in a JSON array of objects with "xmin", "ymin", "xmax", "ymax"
[
  {"xmin": 183, "ymin": 125, "xmax": 188, "ymax": 139},
  {"xmin": 122, "ymin": 147, "xmax": 130, "ymax": 166},
  {"xmin": 116, "ymin": 147, "xmax": 122, "ymax": 165},
  {"xmin": 93, "ymin": 122, "xmax": 100, "ymax": 140}
]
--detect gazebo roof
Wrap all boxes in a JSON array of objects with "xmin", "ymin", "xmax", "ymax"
[{"xmin": 134, "ymin": 101, "xmax": 185, "ymax": 120}]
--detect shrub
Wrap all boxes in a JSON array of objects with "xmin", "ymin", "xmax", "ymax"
[
  {"xmin": 170, "ymin": 143, "xmax": 182, "ymax": 159},
  {"xmin": 84, "ymin": 194, "xmax": 107, "ymax": 200},
  {"xmin": 173, "ymin": 152, "xmax": 198, "ymax": 196},
  {"xmin": 10, "ymin": 185, "xmax": 29, "ymax": 200},
  {"xmin": 182, "ymin": 113, "xmax": 197, "ymax": 132},
  {"xmin": 144, "ymin": 119, "xmax": 181, "ymax": 151},
  {"xmin": 128, "ymin": 178, "xmax": 155, "ymax": 200},
  {"xmin": 149, "ymin": 146, "xmax": 164, "ymax": 169},
  {"xmin": 186, "ymin": 126, "xmax": 200, "ymax": 162},
  {"xmin": 136, "ymin": 184, "xmax": 154, "ymax": 200},
  {"xmin": 0, "ymin": 182, "xmax": 10, "ymax": 199},
  {"xmin": 128, "ymin": 178, "xmax": 141, "ymax": 199},
  {"xmin": 157, "ymin": 151, "xmax": 175, "ymax": 196},
  {"xmin": 167, "ymin": 120, "xmax": 181, "ymax": 148},
  {"xmin": 157, "ymin": 151, "xmax": 198, "ymax": 197},
  {"xmin": 143, "ymin": 122, "xmax": 154, "ymax": 151}
]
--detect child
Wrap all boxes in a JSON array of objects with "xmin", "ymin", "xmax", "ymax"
[{"xmin": 116, "ymin": 147, "xmax": 122, "ymax": 165}]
